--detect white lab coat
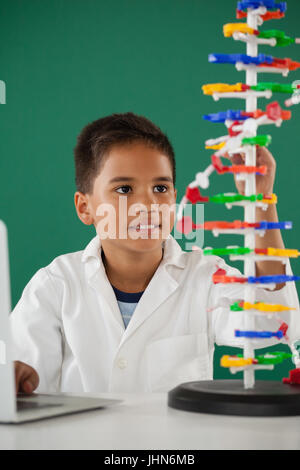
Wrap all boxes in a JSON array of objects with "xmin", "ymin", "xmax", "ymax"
[{"xmin": 10, "ymin": 234, "xmax": 300, "ymax": 393}]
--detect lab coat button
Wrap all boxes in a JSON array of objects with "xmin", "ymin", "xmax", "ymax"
[{"xmin": 117, "ymin": 358, "xmax": 127, "ymax": 369}]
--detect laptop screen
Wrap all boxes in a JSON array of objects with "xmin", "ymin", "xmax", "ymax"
[{"xmin": 0, "ymin": 220, "xmax": 17, "ymax": 420}]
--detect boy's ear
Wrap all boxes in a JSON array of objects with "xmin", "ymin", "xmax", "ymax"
[{"xmin": 74, "ymin": 192, "xmax": 94, "ymax": 226}]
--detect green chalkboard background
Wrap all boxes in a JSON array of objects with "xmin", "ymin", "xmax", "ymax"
[{"xmin": 1, "ymin": 0, "xmax": 300, "ymax": 381}]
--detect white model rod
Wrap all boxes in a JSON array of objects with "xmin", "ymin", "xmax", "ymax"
[{"xmin": 243, "ymin": 9, "xmax": 259, "ymax": 390}]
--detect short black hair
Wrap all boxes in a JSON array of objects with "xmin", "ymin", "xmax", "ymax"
[{"xmin": 74, "ymin": 112, "xmax": 176, "ymax": 194}]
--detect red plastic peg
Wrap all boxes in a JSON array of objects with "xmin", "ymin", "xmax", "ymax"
[
  {"xmin": 283, "ymin": 369, "xmax": 300, "ymax": 385},
  {"xmin": 236, "ymin": 10, "xmax": 285, "ymax": 21},
  {"xmin": 266, "ymin": 101, "xmax": 282, "ymax": 121},
  {"xmin": 278, "ymin": 322, "xmax": 289, "ymax": 338},
  {"xmin": 185, "ymin": 186, "xmax": 209, "ymax": 204},
  {"xmin": 176, "ymin": 215, "xmax": 203, "ymax": 235},
  {"xmin": 211, "ymin": 155, "xmax": 228, "ymax": 174},
  {"xmin": 228, "ymin": 120, "xmax": 241, "ymax": 137}
]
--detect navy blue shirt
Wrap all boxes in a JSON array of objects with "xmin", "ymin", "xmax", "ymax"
[
  {"xmin": 111, "ymin": 285, "xmax": 144, "ymax": 328},
  {"xmin": 101, "ymin": 248, "xmax": 144, "ymax": 328}
]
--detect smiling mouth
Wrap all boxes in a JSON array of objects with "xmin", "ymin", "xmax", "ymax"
[{"xmin": 129, "ymin": 224, "xmax": 161, "ymax": 231}]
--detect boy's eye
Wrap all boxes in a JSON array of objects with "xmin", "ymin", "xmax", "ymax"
[
  {"xmin": 115, "ymin": 185, "xmax": 168, "ymax": 194},
  {"xmin": 154, "ymin": 185, "xmax": 168, "ymax": 193},
  {"xmin": 116, "ymin": 185, "xmax": 131, "ymax": 194}
]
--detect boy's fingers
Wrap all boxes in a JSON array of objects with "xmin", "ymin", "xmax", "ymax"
[
  {"xmin": 231, "ymin": 153, "xmax": 244, "ymax": 165},
  {"xmin": 14, "ymin": 361, "xmax": 39, "ymax": 394},
  {"xmin": 14, "ymin": 362, "xmax": 24, "ymax": 393},
  {"xmin": 15, "ymin": 363, "xmax": 29, "ymax": 393},
  {"xmin": 22, "ymin": 380, "xmax": 34, "ymax": 394},
  {"xmin": 20, "ymin": 370, "xmax": 39, "ymax": 394}
]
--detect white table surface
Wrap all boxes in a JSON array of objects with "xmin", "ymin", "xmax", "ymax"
[{"xmin": 1, "ymin": 392, "xmax": 300, "ymax": 450}]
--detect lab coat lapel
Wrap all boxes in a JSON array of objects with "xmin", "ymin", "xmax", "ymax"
[
  {"xmin": 118, "ymin": 234, "xmax": 186, "ymax": 347},
  {"xmin": 89, "ymin": 267, "xmax": 125, "ymax": 333},
  {"xmin": 118, "ymin": 262, "xmax": 178, "ymax": 347},
  {"xmin": 81, "ymin": 234, "xmax": 186, "ymax": 349},
  {"xmin": 82, "ymin": 237, "xmax": 125, "ymax": 339}
]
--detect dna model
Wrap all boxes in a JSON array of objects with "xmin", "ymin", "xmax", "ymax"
[{"xmin": 176, "ymin": 0, "xmax": 300, "ymax": 389}]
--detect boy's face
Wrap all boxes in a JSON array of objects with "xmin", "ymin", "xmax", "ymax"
[{"xmin": 75, "ymin": 141, "xmax": 177, "ymax": 254}]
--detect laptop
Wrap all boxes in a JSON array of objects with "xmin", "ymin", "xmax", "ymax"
[{"xmin": 0, "ymin": 220, "xmax": 122, "ymax": 423}]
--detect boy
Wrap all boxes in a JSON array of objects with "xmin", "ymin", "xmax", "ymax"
[{"xmin": 12, "ymin": 112, "xmax": 300, "ymax": 394}]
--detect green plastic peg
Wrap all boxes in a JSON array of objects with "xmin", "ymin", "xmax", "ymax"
[
  {"xmin": 258, "ymin": 29, "xmax": 295, "ymax": 47},
  {"xmin": 236, "ymin": 351, "xmax": 292, "ymax": 365},
  {"xmin": 252, "ymin": 82, "xmax": 296, "ymax": 94},
  {"xmin": 204, "ymin": 247, "xmax": 252, "ymax": 256},
  {"xmin": 210, "ymin": 193, "xmax": 264, "ymax": 204},
  {"xmin": 230, "ymin": 302, "xmax": 244, "ymax": 311},
  {"xmin": 242, "ymin": 135, "xmax": 272, "ymax": 147},
  {"xmin": 255, "ymin": 351, "xmax": 292, "ymax": 365}
]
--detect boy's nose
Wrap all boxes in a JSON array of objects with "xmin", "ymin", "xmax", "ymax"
[
  {"xmin": 128, "ymin": 204, "xmax": 159, "ymax": 224},
  {"xmin": 139, "ymin": 210, "xmax": 160, "ymax": 225},
  {"xmin": 132, "ymin": 192, "xmax": 160, "ymax": 209}
]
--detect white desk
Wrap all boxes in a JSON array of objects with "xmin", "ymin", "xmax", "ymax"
[{"xmin": 1, "ymin": 392, "xmax": 300, "ymax": 450}]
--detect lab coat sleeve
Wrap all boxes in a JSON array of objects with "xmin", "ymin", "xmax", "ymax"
[
  {"xmin": 10, "ymin": 267, "xmax": 63, "ymax": 393},
  {"xmin": 207, "ymin": 256, "xmax": 300, "ymax": 350}
]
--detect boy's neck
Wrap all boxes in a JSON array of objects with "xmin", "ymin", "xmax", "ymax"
[{"xmin": 100, "ymin": 242, "xmax": 164, "ymax": 293}]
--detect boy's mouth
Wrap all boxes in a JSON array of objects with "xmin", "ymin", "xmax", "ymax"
[{"xmin": 130, "ymin": 224, "xmax": 161, "ymax": 232}]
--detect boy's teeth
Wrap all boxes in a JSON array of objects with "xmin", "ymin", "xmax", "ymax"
[{"xmin": 130, "ymin": 223, "xmax": 160, "ymax": 230}]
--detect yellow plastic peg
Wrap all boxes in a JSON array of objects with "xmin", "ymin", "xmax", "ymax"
[{"xmin": 223, "ymin": 23, "xmax": 256, "ymax": 37}]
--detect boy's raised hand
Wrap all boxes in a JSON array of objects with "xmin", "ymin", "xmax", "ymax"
[
  {"xmin": 229, "ymin": 146, "xmax": 276, "ymax": 196},
  {"xmin": 14, "ymin": 360, "xmax": 39, "ymax": 395}
]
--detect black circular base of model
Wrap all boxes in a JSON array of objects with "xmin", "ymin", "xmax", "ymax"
[{"xmin": 168, "ymin": 380, "xmax": 300, "ymax": 416}]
